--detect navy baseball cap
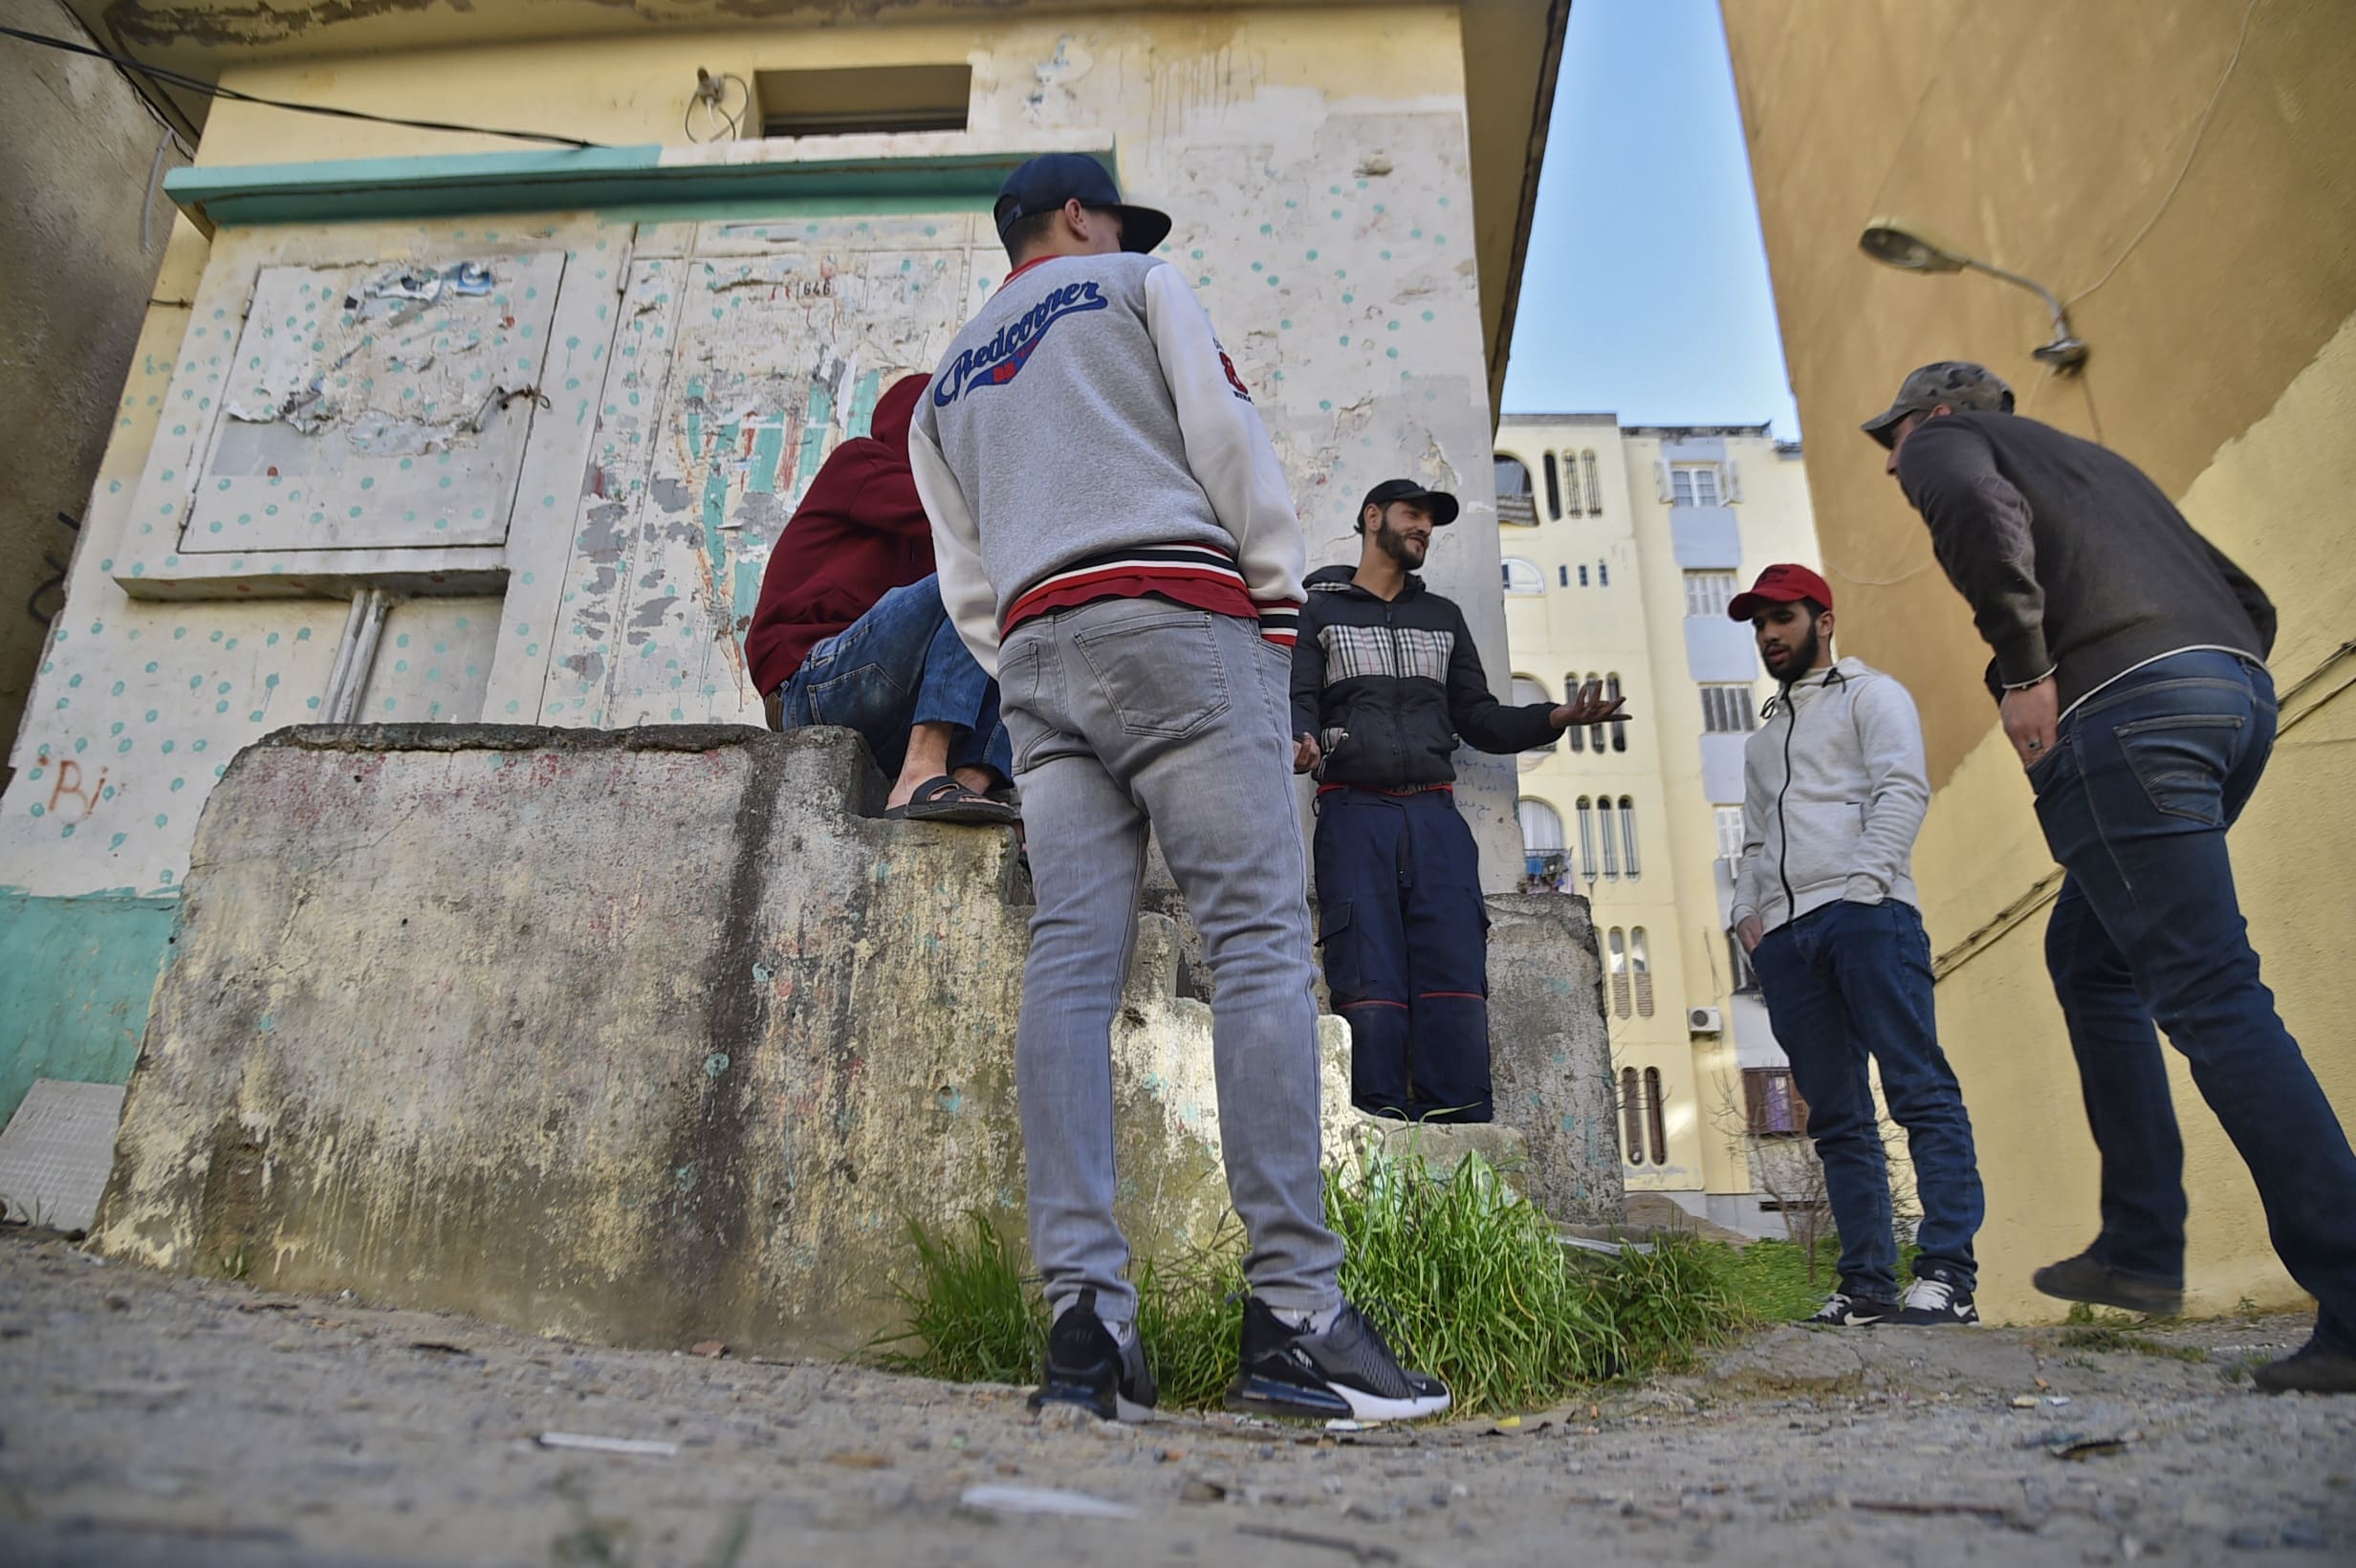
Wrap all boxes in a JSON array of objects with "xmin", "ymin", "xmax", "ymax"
[
  {"xmin": 1359, "ymin": 478, "xmax": 1459, "ymax": 530},
  {"xmin": 993, "ymin": 153, "xmax": 1171, "ymax": 254}
]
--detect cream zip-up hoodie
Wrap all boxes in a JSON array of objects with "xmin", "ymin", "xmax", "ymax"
[{"xmin": 1730, "ymin": 657, "xmax": 1931, "ymax": 934}]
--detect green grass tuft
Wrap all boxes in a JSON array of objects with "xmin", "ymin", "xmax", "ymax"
[
  {"xmin": 869, "ymin": 1209, "xmax": 1045, "ymax": 1385},
  {"xmin": 2057, "ymin": 1301, "xmax": 2207, "ymax": 1361},
  {"xmin": 873, "ymin": 1148, "xmax": 1753, "ymax": 1417}
]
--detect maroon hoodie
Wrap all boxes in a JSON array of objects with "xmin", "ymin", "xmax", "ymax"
[{"xmin": 744, "ymin": 373, "xmax": 934, "ymax": 697}]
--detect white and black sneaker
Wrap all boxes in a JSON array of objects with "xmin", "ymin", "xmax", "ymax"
[
  {"xmin": 1225, "ymin": 1296, "xmax": 1451, "ymax": 1423},
  {"xmin": 1803, "ymin": 1289, "xmax": 1900, "ymax": 1327},
  {"xmin": 1030, "ymin": 1289, "xmax": 1157, "ymax": 1423},
  {"xmin": 1889, "ymin": 1272, "xmax": 1979, "ymax": 1326}
]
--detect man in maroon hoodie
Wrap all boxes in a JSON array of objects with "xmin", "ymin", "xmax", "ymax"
[{"xmin": 746, "ymin": 372, "xmax": 1014, "ymax": 821}]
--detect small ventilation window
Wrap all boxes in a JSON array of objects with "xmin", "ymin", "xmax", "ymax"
[{"xmin": 757, "ymin": 65, "xmax": 973, "ymax": 139}]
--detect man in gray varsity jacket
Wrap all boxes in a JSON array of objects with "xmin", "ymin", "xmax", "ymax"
[
  {"xmin": 1729, "ymin": 563, "xmax": 1986, "ymax": 1329},
  {"xmin": 908, "ymin": 153, "xmax": 1448, "ymax": 1426}
]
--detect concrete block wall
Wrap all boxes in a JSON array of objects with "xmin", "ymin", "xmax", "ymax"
[{"xmin": 95, "ymin": 724, "xmax": 1617, "ymax": 1353}]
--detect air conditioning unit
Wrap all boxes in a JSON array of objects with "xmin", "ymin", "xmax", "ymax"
[{"xmin": 1688, "ymin": 1006, "xmax": 1723, "ymax": 1035}]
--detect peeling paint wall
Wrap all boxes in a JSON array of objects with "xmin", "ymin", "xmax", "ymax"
[
  {"xmin": 0, "ymin": 0, "xmax": 186, "ymax": 793},
  {"xmin": 2, "ymin": 6, "xmax": 1537, "ymax": 1100}
]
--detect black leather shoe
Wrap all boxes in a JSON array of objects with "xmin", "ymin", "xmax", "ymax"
[{"xmin": 2032, "ymin": 1250, "xmax": 2183, "ymax": 1316}]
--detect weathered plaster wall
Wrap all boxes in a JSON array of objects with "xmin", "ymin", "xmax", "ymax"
[
  {"xmin": 1, "ymin": 7, "xmax": 1537, "ymax": 1109},
  {"xmin": 1485, "ymin": 892, "xmax": 1622, "ymax": 1224},
  {"xmin": 1723, "ymin": 0, "xmax": 2356, "ymax": 1322},
  {"xmin": 96, "ymin": 725, "xmax": 1385, "ymax": 1353},
  {"xmin": 0, "ymin": 0, "xmax": 186, "ymax": 791}
]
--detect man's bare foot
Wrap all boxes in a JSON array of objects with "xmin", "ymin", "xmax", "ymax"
[{"xmin": 886, "ymin": 723, "xmax": 957, "ymax": 812}]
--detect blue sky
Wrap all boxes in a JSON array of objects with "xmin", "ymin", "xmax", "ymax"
[{"xmin": 1502, "ymin": 0, "xmax": 1802, "ymax": 440}]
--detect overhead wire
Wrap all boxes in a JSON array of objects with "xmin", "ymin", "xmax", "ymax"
[
  {"xmin": 2065, "ymin": 0, "xmax": 2261, "ymax": 308},
  {"xmin": 0, "ymin": 24, "xmax": 600, "ymax": 149}
]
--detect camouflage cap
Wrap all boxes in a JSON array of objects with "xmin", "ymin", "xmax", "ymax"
[{"xmin": 1861, "ymin": 361, "xmax": 2015, "ymax": 447}]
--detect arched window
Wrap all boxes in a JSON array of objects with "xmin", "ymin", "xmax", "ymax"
[
  {"xmin": 1576, "ymin": 796, "xmax": 1597, "ymax": 875},
  {"xmin": 1564, "ymin": 672, "xmax": 1586, "ymax": 752},
  {"xmin": 1502, "ymin": 557, "xmax": 1544, "ymax": 595},
  {"xmin": 1512, "ymin": 676, "xmax": 1557, "ymax": 760},
  {"xmin": 1494, "ymin": 454, "xmax": 1537, "ymax": 527},
  {"xmin": 1541, "ymin": 452, "xmax": 1562, "ymax": 519},
  {"xmin": 1518, "ymin": 798, "xmax": 1566, "ymax": 888},
  {"xmin": 1561, "ymin": 448, "xmax": 1584, "ymax": 515},
  {"xmin": 1644, "ymin": 1067, "xmax": 1669, "ymax": 1165},
  {"xmin": 1631, "ymin": 926, "xmax": 1653, "ymax": 1016},
  {"xmin": 1582, "ymin": 450, "xmax": 1602, "ymax": 514},
  {"xmin": 1606, "ymin": 673, "xmax": 1627, "ymax": 752},
  {"xmin": 1619, "ymin": 795, "xmax": 1640, "ymax": 877},
  {"xmin": 1598, "ymin": 798, "xmax": 1619, "ymax": 877},
  {"xmin": 1621, "ymin": 1066, "xmax": 1646, "ymax": 1165},
  {"xmin": 1607, "ymin": 926, "xmax": 1630, "ymax": 1018}
]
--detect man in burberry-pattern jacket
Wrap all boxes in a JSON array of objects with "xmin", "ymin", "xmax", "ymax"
[{"xmin": 1291, "ymin": 479, "xmax": 1622, "ymax": 1122}]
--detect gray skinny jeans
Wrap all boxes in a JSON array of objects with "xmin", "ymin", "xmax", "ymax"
[{"xmin": 996, "ymin": 596, "xmax": 1344, "ymax": 1323}]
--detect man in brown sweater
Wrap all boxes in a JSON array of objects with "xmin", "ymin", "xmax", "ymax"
[{"xmin": 1874, "ymin": 361, "xmax": 2355, "ymax": 1394}]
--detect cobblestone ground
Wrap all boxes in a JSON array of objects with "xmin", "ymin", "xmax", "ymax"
[{"xmin": 2, "ymin": 1233, "xmax": 2350, "ymax": 1566}]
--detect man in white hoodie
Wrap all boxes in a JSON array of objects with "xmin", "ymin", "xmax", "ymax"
[{"xmin": 1728, "ymin": 564, "xmax": 1986, "ymax": 1327}]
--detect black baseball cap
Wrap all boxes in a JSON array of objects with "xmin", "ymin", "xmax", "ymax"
[
  {"xmin": 993, "ymin": 153, "xmax": 1172, "ymax": 255},
  {"xmin": 1359, "ymin": 478, "xmax": 1460, "ymax": 530}
]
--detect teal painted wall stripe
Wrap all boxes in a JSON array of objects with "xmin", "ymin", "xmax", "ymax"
[
  {"xmin": 0, "ymin": 892, "xmax": 180, "ymax": 1126},
  {"xmin": 164, "ymin": 146, "xmax": 1100, "ymax": 229}
]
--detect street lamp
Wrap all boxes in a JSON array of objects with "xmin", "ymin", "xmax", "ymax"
[{"xmin": 1859, "ymin": 216, "xmax": 2089, "ymax": 372}]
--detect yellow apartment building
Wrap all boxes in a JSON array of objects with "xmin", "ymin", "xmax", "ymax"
[
  {"xmin": 1723, "ymin": 0, "xmax": 2355, "ymax": 1320},
  {"xmin": 1494, "ymin": 415, "xmax": 1822, "ymax": 1231}
]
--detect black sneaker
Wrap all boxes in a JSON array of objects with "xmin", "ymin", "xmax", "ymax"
[
  {"xmin": 1889, "ymin": 1272, "xmax": 1979, "ymax": 1326},
  {"xmin": 1224, "ymin": 1296, "xmax": 1451, "ymax": 1423},
  {"xmin": 1029, "ymin": 1290, "xmax": 1157, "ymax": 1423},
  {"xmin": 2253, "ymin": 1334, "xmax": 2356, "ymax": 1395},
  {"xmin": 2031, "ymin": 1250, "xmax": 2183, "ymax": 1317},
  {"xmin": 1803, "ymin": 1289, "xmax": 1899, "ymax": 1326}
]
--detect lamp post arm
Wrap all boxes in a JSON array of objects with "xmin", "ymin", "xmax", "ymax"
[{"xmin": 1963, "ymin": 257, "xmax": 2072, "ymax": 335}]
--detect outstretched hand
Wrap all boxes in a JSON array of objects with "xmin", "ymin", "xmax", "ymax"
[{"xmin": 1551, "ymin": 692, "xmax": 1625, "ymax": 730}]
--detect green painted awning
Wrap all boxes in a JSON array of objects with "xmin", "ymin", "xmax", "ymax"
[{"xmin": 164, "ymin": 144, "xmax": 1104, "ymax": 230}]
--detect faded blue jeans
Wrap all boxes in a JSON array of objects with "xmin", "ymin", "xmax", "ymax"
[
  {"xmin": 996, "ymin": 597, "xmax": 1343, "ymax": 1324},
  {"xmin": 2034, "ymin": 648, "xmax": 2356, "ymax": 1351},
  {"xmin": 776, "ymin": 575, "xmax": 1012, "ymax": 783},
  {"xmin": 1752, "ymin": 898, "xmax": 1985, "ymax": 1299}
]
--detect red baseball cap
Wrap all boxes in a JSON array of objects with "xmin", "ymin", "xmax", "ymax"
[{"xmin": 1727, "ymin": 563, "xmax": 1833, "ymax": 622}]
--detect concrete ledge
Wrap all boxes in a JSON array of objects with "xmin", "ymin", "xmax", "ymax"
[{"xmin": 93, "ymin": 725, "xmax": 1348, "ymax": 1356}]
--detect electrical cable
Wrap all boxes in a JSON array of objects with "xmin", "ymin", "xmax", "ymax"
[
  {"xmin": 2065, "ymin": 0, "xmax": 2261, "ymax": 309},
  {"xmin": 0, "ymin": 24, "xmax": 600, "ymax": 149},
  {"xmin": 684, "ymin": 70, "xmax": 749, "ymax": 143}
]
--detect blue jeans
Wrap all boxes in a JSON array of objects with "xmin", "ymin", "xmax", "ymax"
[
  {"xmin": 1313, "ymin": 791, "xmax": 1493, "ymax": 1122},
  {"xmin": 776, "ymin": 576, "xmax": 1012, "ymax": 783},
  {"xmin": 1753, "ymin": 898, "xmax": 1984, "ymax": 1298},
  {"xmin": 2033, "ymin": 649, "xmax": 2356, "ymax": 1349},
  {"xmin": 996, "ymin": 599, "xmax": 1342, "ymax": 1324}
]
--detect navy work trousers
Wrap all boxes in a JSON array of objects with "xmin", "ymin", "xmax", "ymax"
[{"xmin": 1312, "ymin": 789, "xmax": 1493, "ymax": 1122}]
